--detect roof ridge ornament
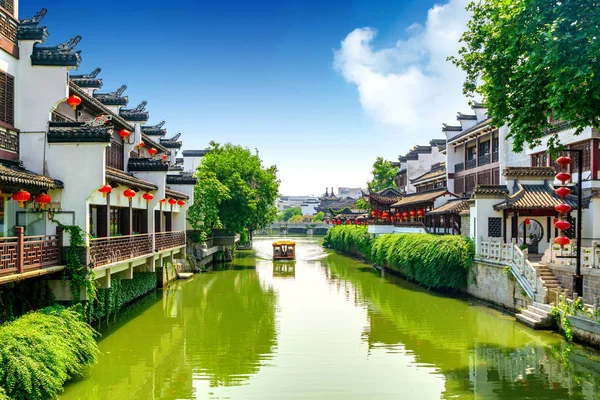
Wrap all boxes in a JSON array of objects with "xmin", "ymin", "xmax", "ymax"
[
  {"xmin": 112, "ymin": 85, "xmax": 127, "ymax": 97},
  {"xmin": 58, "ymin": 36, "xmax": 82, "ymax": 52},
  {"xmin": 21, "ymin": 8, "xmax": 48, "ymax": 24},
  {"xmin": 83, "ymin": 68, "xmax": 101, "ymax": 79},
  {"xmin": 164, "ymin": 132, "xmax": 181, "ymax": 142},
  {"xmin": 132, "ymin": 101, "xmax": 147, "ymax": 112},
  {"xmin": 151, "ymin": 121, "xmax": 165, "ymax": 129},
  {"xmin": 83, "ymin": 115, "xmax": 112, "ymax": 127}
]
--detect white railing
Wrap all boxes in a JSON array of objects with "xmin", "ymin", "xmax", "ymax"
[
  {"xmin": 546, "ymin": 241, "xmax": 600, "ymax": 269},
  {"xmin": 477, "ymin": 237, "xmax": 544, "ymax": 301}
]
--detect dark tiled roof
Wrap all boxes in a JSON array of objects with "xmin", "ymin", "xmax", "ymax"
[
  {"xmin": 31, "ymin": 36, "xmax": 82, "ymax": 67},
  {"xmin": 141, "ymin": 121, "xmax": 166, "ymax": 136},
  {"xmin": 119, "ymin": 101, "xmax": 149, "ymax": 122},
  {"xmin": 473, "ymin": 185, "xmax": 509, "ymax": 196},
  {"xmin": 428, "ymin": 199, "xmax": 470, "ymax": 215},
  {"xmin": 169, "ymin": 164, "xmax": 184, "ymax": 172},
  {"xmin": 17, "ymin": 8, "xmax": 49, "ymax": 41},
  {"xmin": 369, "ymin": 187, "xmax": 403, "ymax": 205},
  {"xmin": 70, "ymin": 68, "xmax": 102, "ymax": 88},
  {"xmin": 106, "ymin": 167, "xmax": 158, "ymax": 191},
  {"xmin": 128, "ymin": 158, "xmax": 169, "ymax": 172},
  {"xmin": 0, "ymin": 160, "xmax": 63, "ymax": 190},
  {"xmin": 391, "ymin": 189, "xmax": 454, "ymax": 208},
  {"xmin": 93, "ymin": 85, "xmax": 128, "ymax": 106},
  {"xmin": 182, "ymin": 150, "xmax": 209, "ymax": 157},
  {"xmin": 447, "ymin": 117, "xmax": 493, "ymax": 143},
  {"xmin": 503, "ymin": 167, "xmax": 556, "ymax": 177},
  {"xmin": 165, "ymin": 188, "xmax": 189, "ymax": 200},
  {"xmin": 442, "ymin": 124, "xmax": 462, "ymax": 132},
  {"xmin": 430, "ymin": 139, "xmax": 446, "ymax": 146},
  {"xmin": 166, "ymin": 174, "xmax": 197, "ymax": 185},
  {"xmin": 494, "ymin": 181, "xmax": 589, "ymax": 211},
  {"xmin": 141, "ymin": 135, "xmax": 168, "ymax": 154},
  {"xmin": 160, "ymin": 140, "xmax": 182, "ymax": 149},
  {"xmin": 472, "ymin": 101, "xmax": 486, "ymax": 109},
  {"xmin": 411, "ymin": 163, "xmax": 446, "ymax": 184},
  {"xmin": 457, "ymin": 112, "xmax": 477, "ymax": 121},
  {"xmin": 47, "ymin": 122, "xmax": 113, "ymax": 143}
]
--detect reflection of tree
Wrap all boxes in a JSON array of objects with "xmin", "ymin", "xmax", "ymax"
[
  {"xmin": 325, "ymin": 254, "xmax": 600, "ymax": 399},
  {"xmin": 182, "ymin": 269, "xmax": 277, "ymax": 387}
]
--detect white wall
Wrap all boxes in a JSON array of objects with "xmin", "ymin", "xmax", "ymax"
[{"xmin": 406, "ymin": 147, "xmax": 445, "ymax": 194}]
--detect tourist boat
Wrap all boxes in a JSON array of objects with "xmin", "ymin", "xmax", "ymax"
[{"xmin": 272, "ymin": 240, "xmax": 296, "ymax": 260}]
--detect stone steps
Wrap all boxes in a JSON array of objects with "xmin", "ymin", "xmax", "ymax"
[{"xmin": 516, "ymin": 303, "xmax": 554, "ymax": 330}]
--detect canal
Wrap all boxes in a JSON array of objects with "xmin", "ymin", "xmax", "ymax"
[{"xmin": 61, "ymin": 236, "xmax": 600, "ymax": 399}]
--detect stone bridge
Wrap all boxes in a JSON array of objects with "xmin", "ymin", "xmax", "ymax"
[{"xmin": 257, "ymin": 223, "xmax": 332, "ymax": 236}]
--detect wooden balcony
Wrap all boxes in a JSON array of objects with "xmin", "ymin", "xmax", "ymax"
[
  {"xmin": 89, "ymin": 231, "xmax": 186, "ymax": 268},
  {"xmin": 0, "ymin": 227, "xmax": 62, "ymax": 278}
]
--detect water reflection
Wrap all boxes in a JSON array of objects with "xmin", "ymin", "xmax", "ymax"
[
  {"xmin": 273, "ymin": 262, "xmax": 296, "ymax": 278},
  {"xmin": 325, "ymin": 252, "xmax": 600, "ymax": 399}
]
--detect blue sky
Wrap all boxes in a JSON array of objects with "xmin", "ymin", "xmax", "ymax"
[{"xmin": 22, "ymin": 0, "xmax": 470, "ymax": 196}]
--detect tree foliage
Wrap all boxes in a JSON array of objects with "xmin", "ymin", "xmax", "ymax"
[
  {"xmin": 312, "ymin": 211, "xmax": 325, "ymax": 222},
  {"xmin": 450, "ymin": 0, "xmax": 600, "ymax": 152},
  {"xmin": 193, "ymin": 142, "xmax": 280, "ymax": 235},
  {"xmin": 279, "ymin": 207, "xmax": 302, "ymax": 222},
  {"xmin": 368, "ymin": 157, "xmax": 398, "ymax": 192},
  {"xmin": 187, "ymin": 170, "xmax": 231, "ymax": 240}
]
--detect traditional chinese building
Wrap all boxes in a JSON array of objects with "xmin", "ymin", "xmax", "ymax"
[{"xmin": 394, "ymin": 139, "xmax": 446, "ymax": 195}]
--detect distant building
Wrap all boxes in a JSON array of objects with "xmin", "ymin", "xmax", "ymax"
[
  {"xmin": 277, "ymin": 195, "xmax": 320, "ymax": 212},
  {"xmin": 395, "ymin": 139, "xmax": 446, "ymax": 195},
  {"xmin": 337, "ymin": 187, "xmax": 363, "ymax": 199}
]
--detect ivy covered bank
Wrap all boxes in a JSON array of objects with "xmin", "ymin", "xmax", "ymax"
[{"xmin": 323, "ymin": 225, "xmax": 475, "ymax": 291}]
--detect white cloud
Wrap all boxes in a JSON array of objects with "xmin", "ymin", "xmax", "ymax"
[{"xmin": 334, "ymin": 0, "xmax": 472, "ymax": 147}]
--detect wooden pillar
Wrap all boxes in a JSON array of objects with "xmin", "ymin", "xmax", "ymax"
[
  {"xmin": 15, "ymin": 226, "xmax": 23, "ymax": 274},
  {"xmin": 591, "ymin": 139, "xmax": 599, "ymax": 180},
  {"xmin": 547, "ymin": 216, "xmax": 551, "ymax": 243},
  {"xmin": 476, "ymin": 136, "xmax": 480, "ymax": 168},
  {"xmin": 490, "ymin": 130, "xmax": 494, "ymax": 158},
  {"xmin": 511, "ymin": 211, "xmax": 519, "ymax": 240},
  {"xmin": 503, "ymin": 210, "xmax": 507, "ymax": 242}
]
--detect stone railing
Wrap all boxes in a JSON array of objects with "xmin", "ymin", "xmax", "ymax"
[
  {"xmin": 545, "ymin": 242, "xmax": 600, "ymax": 269},
  {"xmin": 478, "ymin": 237, "xmax": 543, "ymax": 301},
  {"xmin": 155, "ymin": 231, "xmax": 186, "ymax": 252},
  {"xmin": 0, "ymin": 227, "xmax": 63, "ymax": 278}
]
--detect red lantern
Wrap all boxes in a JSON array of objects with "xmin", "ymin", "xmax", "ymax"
[
  {"xmin": 142, "ymin": 192, "xmax": 154, "ymax": 203},
  {"xmin": 371, "ymin": 210, "xmax": 376, "ymax": 217},
  {"xmin": 556, "ymin": 156, "xmax": 572, "ymax": 168},
  {"xmin": 159, "ymin": 198, "xmax": 167, "ymax": 205},
  {"xmin": 149, "ymin": 147, "xmax": 158, "ymax": 157},
  {"xmin": 555, "ymin": 203, "xmax": 571, "ymax": 214},
  {"xmin": 555, "ymin": 236, "xmax": 571, "ymax": 247},
  {"xmin": 98, "ymin": 184, "xmax": 112, "ymax": 197},
  {"xmin": 396, "ymin": 212, "xmax": 401, "ymax": 219},
  {"xmin": 67, "ymin": 95, "xmax": 81, "ymax": 110},
  {"xmin": 177, "ymin": 200, "xmax": 186, "ymax": 206},
  {"xmin": 12, "ymin": 189, "xmax": 31, "ymax": 208},
  {"xmin": 403, "ymin": 212, "xmax": 409, "ymax": 219},
  {"xmin": 382, "ymin": 211, "xmax": 389, "ymax": 219},
  {"xmin": 162, "ymin": 154, "xmax": 168, "ymax": 162},
  {"xmin": 168, "ymin": 198, "xmax": 177, "ymax": 206},
  {"xmin": 524, "ymin": 218, "xmax": 531, "ymax": 225},
  {"xmin": 555, "ymin": 186, "xmax": 572, "ymax": 198},
  {"xmin": 390, "ymin": 216, "xmax": 395, "ymax": 222},
  {"xmin": 556, "ymin": 172, "xmax": 571, "ymax": 184},
  {"xmin": 137, "ymin": 141, "xmax": 145, "ymax": 150},
  {"xmin": 378, "ymin": 210, "xmax": 383, "ymax": 217},
  {"xmin": 410, "ymin": 210, "xmax": 416, "ymax": 217},
  {"xmin": 119, "ymin": 129, "xmax": 131, "ymax": 140},
  {"xmin": 417, "ymin": 209, "xmax": 425, "ymax": 217},
  {"xmin": 34, "ymin": 193, "xmax": 51, "ymax": 209},
  {"xmin": 554, "ymin": 220, "xmax": 571, "ymax": 231},
  {"xmin": 123, "ymin": 189, "xmax": 136, "ymax": 199},
  {"xmin": 345, "ymin": 220, "xmax": 350, "ymax": 225}
]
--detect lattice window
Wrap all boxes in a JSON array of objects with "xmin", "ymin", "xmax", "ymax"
[
  {"xmin": 455, "ymin": 177, "xmax": 465, "ymax": 195},
  {"xmin": 0, "ymin": 9, "xmax": 16, "ymax": 44},
  {"xmin": 570, "ymin": 142, "xmax": 591, "ymax": 171},
  {"xmin": 0, "ymin": 71, "xmax": 14, "ymax": 126},
  {"xmin": 477, "ymin": 170, "xmax": 491, "ymax": 186},
  {"xmin": 0, "ymin": 1, "xmax": 14, "ymax": 15},
  {"xmin": 492, "ymin": 167, "xmax": 500, "ymax": 185},
  {"xmin": 488, "ymin": 217, "xmax": 502, "ymax": 237},
  {"xmin": 531, "ymin": 152, "xmax": 548, "ymax": 167},
  {"xmin": 0, "ymin": 126, "xmax": 17, "ymax": 153},
  {"xmin": 465, "ymin": 174, "xmax": 476, "ymax": 194},
  {"xmin": 129, "ymin": 150, "xmax": 140, "ymax": 159},
  {"xmin": 106, "ymin": 141, "xmax": 124, "ymax": 170}
]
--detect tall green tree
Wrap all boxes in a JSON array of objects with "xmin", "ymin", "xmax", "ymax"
[
  {"xmin": 368, "ymin": 157, "xmax": 398, "ymax": 192},
  {"xmin": 279, "ymin": 206, "xmax": 302, "ymax": 222},
  {"xmin": 192, "ymin": 142, "xmax": 280, "ymax": 239},
  {"xmin": 450, "ymin": 0, "xmax": 600, "ymax": 152},
  {"xmin": 187, "ymin": 171, "xmax": 230, "ymax": 241}
]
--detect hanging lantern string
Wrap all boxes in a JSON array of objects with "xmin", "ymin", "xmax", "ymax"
[{"xmin": 554, "ymin": 156, "xmax": 572, "ymax": 248}]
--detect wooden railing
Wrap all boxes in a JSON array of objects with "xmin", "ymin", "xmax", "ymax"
[
  {"xmin": 89, "ymin": 231, "xmax": 186, "ymax": 268},
  {"xmin": 155, "ymin": 231, "xmax": 186, "ymax": 252},
  {"xmin": 90, "ymin": 234, "xmax": 153, "ymax": 268},
  {"xmin": 0, "ymin": 227, "xmax": 63, "ymax": 278},
  {"xmin": 477, "ymin": 237, "xmax": 543, "ymax": 301}
]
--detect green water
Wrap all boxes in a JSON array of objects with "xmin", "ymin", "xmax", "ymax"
[{"xmin": 61, "ymin": 236, "xmax": 600, "ymax": 399}]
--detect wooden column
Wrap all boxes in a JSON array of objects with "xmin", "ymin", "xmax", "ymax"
[
  {"xmin": 591, "ymin": 139, "xmax": 599, "ymax": 180},
  {"xmin": 490, "ymin": 130, "xmax": 494, "ymax": 158},
  {"xmin": 503, "ymin": 210, "xmax": 507, "ymax": 242},
  {"xmin": 476, "ymin": 136, "xmax": 480, "ymax": 168},
  {"xmin": 15, "ymin": 226, "xmax": 23, "ymax": 274},
  {"xmin": 511, "ymin": 212, "xmax": 519, "ymax": 240}
]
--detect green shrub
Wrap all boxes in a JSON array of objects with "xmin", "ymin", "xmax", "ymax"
[
  {"xmin": 0, "ymin": 305, "xmax": 98, "ymax": 400},
  {"xmin": 324, "ymin": 226, "xmax": 475, "ymax": 291}
]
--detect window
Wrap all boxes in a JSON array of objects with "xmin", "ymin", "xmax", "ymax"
[
  {"xmin": 492, "ymin": 135, "xmax": 499, "ymax": 152},
  {"xmin": 132, "ymin": 209, "xmax": 146, "ymax": 234},
  {"xmin": 0, "ymin": 70, "xmax": 14, "ymax": 126},
  {"xmin": 467, "ymin": 146, "xmax": 476, "ymax": 160},
  {"xmin": 488, "ymin": 217, "xmax": 502, "ymax": 238},
  {"xmin": 479, "ymin": 140, "xmax": 490, "ymax": 156},
  {"xmin": 110, "ymin": 208, "xmax": 120, "ymax": 236},
  {"xmin": 0, "ymin": 1, "xmax": 14, "ymax": 15},
  {"xmin": 532, "ymin": 152, "xmax": 548, "ymax": 167}
]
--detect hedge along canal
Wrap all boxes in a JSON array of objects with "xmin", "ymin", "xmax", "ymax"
[{"xmin": 55, "ymin": 236, "xmax": 600, "ymax": 399}]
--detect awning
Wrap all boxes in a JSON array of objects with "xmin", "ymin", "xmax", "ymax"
[
  {"xmin": 0, "ymin": 160, "xmax": 62, "ymax": 191},
  {"xmin": 493, "ymin": 181, "xmax": 589, "ymax": 211},
  {"xmin": 106, "ymin": 167, "xmax": 158, "ymax": 192},
  {"xmin": 392, "ymin": 189, "xmax": 454, "ymax": 208},
  {"xmin": 427, "ymin": 199, "xmax": 470, "ymax": 215},
  {"xmin": 165, "ymin": 188, "xmax": 189, "ymax": 200}
]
